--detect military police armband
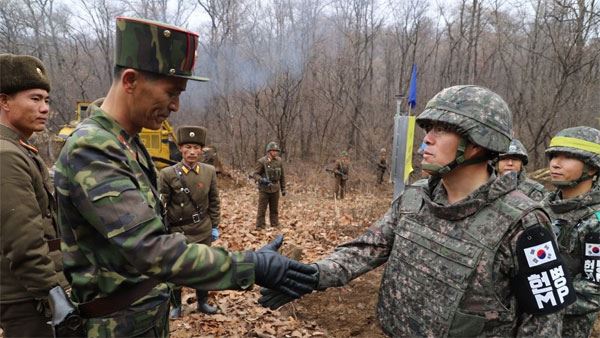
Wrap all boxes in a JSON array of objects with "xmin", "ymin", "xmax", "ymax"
[
  {"xmin": 582, "ymin": 232, "xmax": 600, "ymax": 284},
  {"xmin": 514, "ymin": 225, "xmax": 576, "ymax": 315}
]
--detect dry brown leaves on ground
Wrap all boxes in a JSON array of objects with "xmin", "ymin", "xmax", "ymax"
[{"xmin": 169, "ymin": 170, "xmax": 391, "ymax": 337}]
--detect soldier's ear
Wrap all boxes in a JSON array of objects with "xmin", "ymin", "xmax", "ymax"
[
  {"xmin": 121, "ymin": 69, "xmax": 140, "ymax": 93},
  {"xmin": 0, "ymin": 93, "xmax": 9, "ymax": 112}
]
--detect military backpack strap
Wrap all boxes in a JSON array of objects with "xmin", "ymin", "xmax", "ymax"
[
  {"xmin": 173, "ymin": 163, "xmax": 204, "ymax": 224},
  {"xmin": 513, "ymin": 220, "xmax": 576, "ymax": 314}
]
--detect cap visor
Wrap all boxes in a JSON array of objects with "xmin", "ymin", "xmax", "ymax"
[{"xmin": 173, "ymin": 74, "xmax": 209, "ymax": 82}]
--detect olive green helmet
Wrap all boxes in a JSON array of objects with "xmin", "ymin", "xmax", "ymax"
[
  {"xmin": 545, "ymin": 126, "xmax": 600, "ymax": 187},
  {"xmin": 499, "ymin": 139, "xmax": 529, "ymax": 165},
  {"xmin": 416, "ymin": 85, "xmax": 512, "ymax": 175},
  {"xmin": 266, "ymin": 142, "xmax": 280, "ymax": 152},
  {"xmin": 340, "ymin": 150, "xmax": 349, "ymax": 157}
]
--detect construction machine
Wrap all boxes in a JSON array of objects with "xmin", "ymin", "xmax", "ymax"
[{"xmin": 55, "ymin": 101, "xmax": 180, "ymax": 169}]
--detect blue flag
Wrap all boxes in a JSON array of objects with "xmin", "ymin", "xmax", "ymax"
[{"xmin": 408, "ymin": 64, "xmax": 417, "ymax": 109}]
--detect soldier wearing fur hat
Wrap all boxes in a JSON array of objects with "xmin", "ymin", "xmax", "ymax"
[
  {"xmin": 0, "ymin": 54, "xmax": 66, "ymax": 337},
  {"xmin": 159, "ymin": 126, "xmax": 221, "ymax": 318},
  {"xmin": 497, "ymin": 139, "xmax": 546, "ymax": 201},
  {"xmin": 542, "ymin": 126, "xmax": 600, "ymax": 337},
  {"xmin": 54, "ymin": 17, "xmax": 317, "ymax": 337},
  {"xmin": 252, "ymin": 142, "xmax": 286, "ymax": 228}
]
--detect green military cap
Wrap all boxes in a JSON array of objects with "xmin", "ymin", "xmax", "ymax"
[
  {"xmin": 176, "ymin": 126, "xmax": 207, "ymax": 146},
  {"xmin": 115, "ymin": 16, "xmax": 208, "ymax": 82},
  {"xmin": 0, "ymin": 54, "xmax": 51, "ymax": 94}
]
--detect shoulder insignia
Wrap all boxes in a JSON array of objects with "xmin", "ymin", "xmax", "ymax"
[
  {"xmin": 19, "ymin": 139, "xmax": 38, "ymax": 153},
  {"xmin": 514, "ymin": 225, "xmax": 576, "ymax": 314}
]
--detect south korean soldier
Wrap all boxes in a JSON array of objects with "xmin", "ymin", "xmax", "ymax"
[{"xmin": 543, "ymin": 126, "xmax": 600, "ymax": 338}]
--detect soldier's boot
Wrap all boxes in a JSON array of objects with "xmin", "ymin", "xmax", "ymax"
[
  {"xmin": 169, "ymin": 288, "xmax": 182, "ymax": 319},
  {"xmin": 196, "ymin": 290, "xmax": 218, "ymax": 314},
  {"xmin": 269, "ymin": 213, "xmax": 280, "ymax": 227}
]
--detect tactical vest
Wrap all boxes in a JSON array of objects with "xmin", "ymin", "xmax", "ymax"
[
  {"xmin": 377, "ymin": 184, "xmax": 535, "ymax": 337},
  {"xmin": 264, "ymin": 160, "xmax": 282, "ymax": 182}
]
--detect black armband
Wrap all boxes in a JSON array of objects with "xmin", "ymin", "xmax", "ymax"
[
  {"xmin": 514, "ymin": 225, "xmax": 576, "ymax": 315},
  {"xmin": 582, "ymin": 232, "xmax": 600, "ymax": 284}
]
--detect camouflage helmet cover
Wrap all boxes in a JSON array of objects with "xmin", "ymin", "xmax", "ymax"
[
  {"xmin": 416, "ymin": 85, "xmax": 512, "ymax": 153},
  {"xmin": 115, "ymin": 17, "xmax": 208, "ymax": 82},
  {"xmin": 266, "ymin": 141, "xmax": 280, "ymax": 152},
  {"xmin": 545, "ymin": 126, "xmax": 600, "ymax": 170},
  {"xmin": 340, "ymin": 150, "xmax": 349, "ymax": 157},
  {"xmin": 499, "ymin": 139, "xmax": 529, "ymax": 165}
]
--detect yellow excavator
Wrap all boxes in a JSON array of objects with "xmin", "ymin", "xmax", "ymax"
[{"xmin": 56, "ymin": 101, "xmax": 180, "ymax": 169}]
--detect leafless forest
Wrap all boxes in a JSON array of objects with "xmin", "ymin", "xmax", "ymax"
[{"xmin": 2, "ymin": 0, "xmax": 599, "ymax": 169}]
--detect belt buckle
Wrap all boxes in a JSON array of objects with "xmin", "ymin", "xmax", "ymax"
[{"xmin": 192, "ymin": 213, "xmax": 200, "ymax": 223}]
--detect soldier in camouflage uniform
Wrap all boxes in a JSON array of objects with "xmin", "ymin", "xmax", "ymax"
[
  {"xmin": 376, "ymin": 148, "xmax": 387, "ymax": 185},
  {"xmin": 332, "ymin": 151, "xmax": 350, "ymax": 199},
  {"xmin": 55, "ymin": 17, "xmax": 317, "ymax": 337},
  {"xmin": 159, "ymin": 126, "xmax": 221, "ymax": 317},
  {"xmin": 260, "ymin": 85, "xmax": 574, "ymax": 337},
  {"xmin": 542, "ymin": 126, "xmax": 600, "ymax": 338},
  {"xmin": 0, "ymin": 54, "xmax": 67, "ymax": 338},
  {"xmin": 497, "ymin": 138, "xmax": 546, "ymax": 201},
  {"xmin": 253, "ymin": 142, "xmax": 286, "ymax": 229}
]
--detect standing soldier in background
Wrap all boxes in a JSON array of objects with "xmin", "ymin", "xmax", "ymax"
[
  {"xmin": 497, "ymin": 138, "xmax": 546, "ymax": 201},
  {"xmin": 253, "ymin": 142, "xmax": 286, "ymax": 229},
  {"xmin": 202, "ymin": 145, "xmax": 224, "ymax": 176},
  {"xmin": 333, "ymin": 151, "xmax": 350, "ymax": 199},
  {"xmin": 260, "ymin": 85, "xmax": 574, "ymax": 337},
  {"xmin": 160, "ymin": 126, "xmax": 220, "ymax": 318},
  {"xmin": 54, "ymin": 17, "xmax": 317, "ymax": 337},
  {"xmin": 376, "ymin": 148, "xmax": 387, "ymax": 185},
  {"xmin": 0, "ymin": 54, "xmax": 66, "ymax": 337},
  {"xmin": 542, "ymin": 126, "xmax": 600, "ymax": 338}
]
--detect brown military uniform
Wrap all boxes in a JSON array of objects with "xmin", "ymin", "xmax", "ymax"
[
  {"xmin": 0, "ymin": 124, "xmax": 66, "ymax": 338},
  {"xmin": 159, "ymin": 161, "xmax": 220, "ymax": 245},
  {"xmin": 333, "ymin": 158, "xmax": 349, "ymax": 199},
  {"xmin": 377, "ymin": 155, "xmax": 387, "ymax": 185},
  {"xmin": 253, "ymin": 155, "xmax": 286, "ymax": 228},
  {"xmin": 201, "ymin": 146, "xmax": 224, "ymax": 176}
]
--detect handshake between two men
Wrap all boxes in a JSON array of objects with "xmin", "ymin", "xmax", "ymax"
[{"xmin": 248, "ymin": 235, "xmax": 318, "ymax": 310}]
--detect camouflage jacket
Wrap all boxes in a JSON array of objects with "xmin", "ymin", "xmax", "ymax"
[
  {"xmin": 544, "ymin": 186, "xmax": 600, "ymax": 316},
  {"xmin": 517, "ymin": 171, "xmax": 546, "ymax": 202},
  {"xmin": 55, "ymin": 103, "xmax": 253, "ymax": 336},
  {"xmin": 0, "ymin": 124, "xmax": 64, "ymax": 303},
  {"xmin": 252, "ymin": 155, "xmax": 285, "ymax": 193},
  {"xmin": 316, "ymin": 172, "xmax": 562, "ymax": 337},
  {"xmin": 159, "ymin": 161, "xmax": 220, "ymax": 244}
]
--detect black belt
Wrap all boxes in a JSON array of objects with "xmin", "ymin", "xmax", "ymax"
[{"xmin": 169, "ymin": 214, "xmax": 207, "ymax": 228}]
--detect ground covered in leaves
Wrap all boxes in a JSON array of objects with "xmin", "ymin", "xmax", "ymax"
[{"xmin": 169, "ymin": 168, "xmax": 391, "ymax": 337}]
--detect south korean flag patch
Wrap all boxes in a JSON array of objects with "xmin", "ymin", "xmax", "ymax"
[
  {"xmin": 514, "ymin": 225, "xmax": 576, "ymax": 315},
  {"xmin": 582, "ymin": 232, "xmax": 600, "ymax": 284}
]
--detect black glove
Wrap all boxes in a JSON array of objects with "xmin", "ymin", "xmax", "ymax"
[
  {"xmin": 245, "ymin": 235, "xmax": 318, "ymax": 299},
  {"xmin": 281, "ymin": 190, "xmax": 287, "ymax": 196}
]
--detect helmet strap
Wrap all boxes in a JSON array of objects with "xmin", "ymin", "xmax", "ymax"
[
  {"xmin": 553, "ymin": 164, "xmax": 598, "ymax": 188},
  {"xmin": 423, "ymin": 138, "xmax": 490, "ymax": 176}
]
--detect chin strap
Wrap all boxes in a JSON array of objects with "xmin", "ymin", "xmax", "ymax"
[
  {"xmin": 422, "ymin": 138, "xmax": 491, "ymax": 176},
  {"xmin": 553, "ymin": 164, "xmax": 598, "ymax": 188}
]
